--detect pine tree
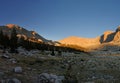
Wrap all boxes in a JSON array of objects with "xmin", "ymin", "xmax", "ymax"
[
  {"xmin": 2, "ymin": 34, "xmax": 10, "ymax": 52},
  {"xmin": 0, "ymin": 29, "xmax": 4, "ymax": 46},
  {"xmin": 10, "ymin": 28, "xmax": 18, "ymax": 53}
]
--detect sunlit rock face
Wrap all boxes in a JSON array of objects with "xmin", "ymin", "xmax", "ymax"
[
  {"xmin": 101, "ymin": 31, "xmax": 114, "ymax": 43},
  {"xmin": 114, "ymin": 26, "xmax": 120, "ymax": 42},
  {"xmin": 113, "ymin": 30, "xmax": 120, "ymax": 43},
  {"xmin": 101, "ymin": 26, "xmax": 120, "ymax": 43}
]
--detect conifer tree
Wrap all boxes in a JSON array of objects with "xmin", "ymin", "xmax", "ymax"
[
  {"xmin": 0, "ymin": 29, "xmax": 4, "ymax": 45},
  {"xmin": 3, "ymin": 34, "xmax": 9, "ymax": 48},
  {"xmin": 10, "ymin": 28, "xmax": 18, "ymax": 53}
]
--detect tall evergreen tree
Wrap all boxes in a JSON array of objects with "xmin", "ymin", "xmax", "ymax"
[
  {"xmin": 0, "ymin": 29, "xmax": 4, "ymax": 45},
  {"xmin": 2, "ymin": 34, "xmax": 10, "ymax": 52},
  {"xmin": 10, "ymin": 28, "xmax": 18, "ymax": 53}
]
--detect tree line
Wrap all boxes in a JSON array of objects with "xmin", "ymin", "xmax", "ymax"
[{"xmin": 0, "ymin": 28, "xmax": 80, "ymax": 54}]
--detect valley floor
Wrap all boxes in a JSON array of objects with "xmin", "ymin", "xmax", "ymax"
[{"xmin": 0, "ymin": 50, "xmax": 120, "ymax": 83}]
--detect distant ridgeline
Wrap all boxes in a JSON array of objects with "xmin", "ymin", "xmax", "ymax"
[
  {"xmin": 0, "ymin": 24, "xmax": 80, "ymax": 53},
  {"xmin": 59, "ymin": 26, "xmax": 120, "ymax": 52}
]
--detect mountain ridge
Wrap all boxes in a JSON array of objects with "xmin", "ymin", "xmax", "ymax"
[
  {"xmin": 59, "ymin": 26, "xmax": 120, "ymax": 51},
  {"xmin": 1, "ymin": 24, "xmax": 120, "ymax": 52},
  {"xmin": 0, "ymin": 24, "xmax": 54, "ymax": 45}
]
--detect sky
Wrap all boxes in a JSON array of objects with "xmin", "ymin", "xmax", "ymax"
[{"xmin": 0, "ymin": 0, "xmax": 120, "ymax": 41}]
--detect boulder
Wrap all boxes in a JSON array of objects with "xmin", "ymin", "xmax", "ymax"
[
  {"xmin": 1, "ymin": 54, "xmax": 10, "ymax": 59},
  {"xmin": 38, "ymin": 73, "xmax": 64, "ymax": 83},
  {"xmin": 6, "ymin": 78, "xmax": 21, "ymax": 83},
  {"xmin": 14, "ymin": 67, "xmax": 22, "ymax": 73}
]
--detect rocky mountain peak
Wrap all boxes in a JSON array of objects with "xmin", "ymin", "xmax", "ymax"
[{"xmin": 6, "ymin": 24, "xmax": 20, "ymax": 29}]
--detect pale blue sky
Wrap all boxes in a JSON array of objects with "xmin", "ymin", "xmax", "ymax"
[{"xmin": 0, "ymin": 0, "xmax": 120, "ymax": 40}]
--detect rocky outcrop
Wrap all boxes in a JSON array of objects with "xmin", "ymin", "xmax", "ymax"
[
  {"xmin": 100, "ymin": 26, "xmax": 120, "ymax": 44},
  {"xmin": 100, "ymin": 31, "xmax": 115, "ymax": 43}
]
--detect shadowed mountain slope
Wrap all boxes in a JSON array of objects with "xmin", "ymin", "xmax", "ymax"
[{"xmin": 0, "ymin": 24, "xmax": 54, "ymax": 44}]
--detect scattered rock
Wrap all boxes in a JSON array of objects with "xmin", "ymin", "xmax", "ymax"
[{"xmin": 17, "ymin": 47, "xmax": 41, "ymax": 56}]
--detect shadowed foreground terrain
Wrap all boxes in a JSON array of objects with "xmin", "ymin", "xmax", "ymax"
[{"xmin": 0, "ymin": 49, "xmax": 120, "ymax": 83}]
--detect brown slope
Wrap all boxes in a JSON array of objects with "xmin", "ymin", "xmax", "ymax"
[{"xmin": 59, "ymin": 36, "xmax": 101, "ymax": 49}]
